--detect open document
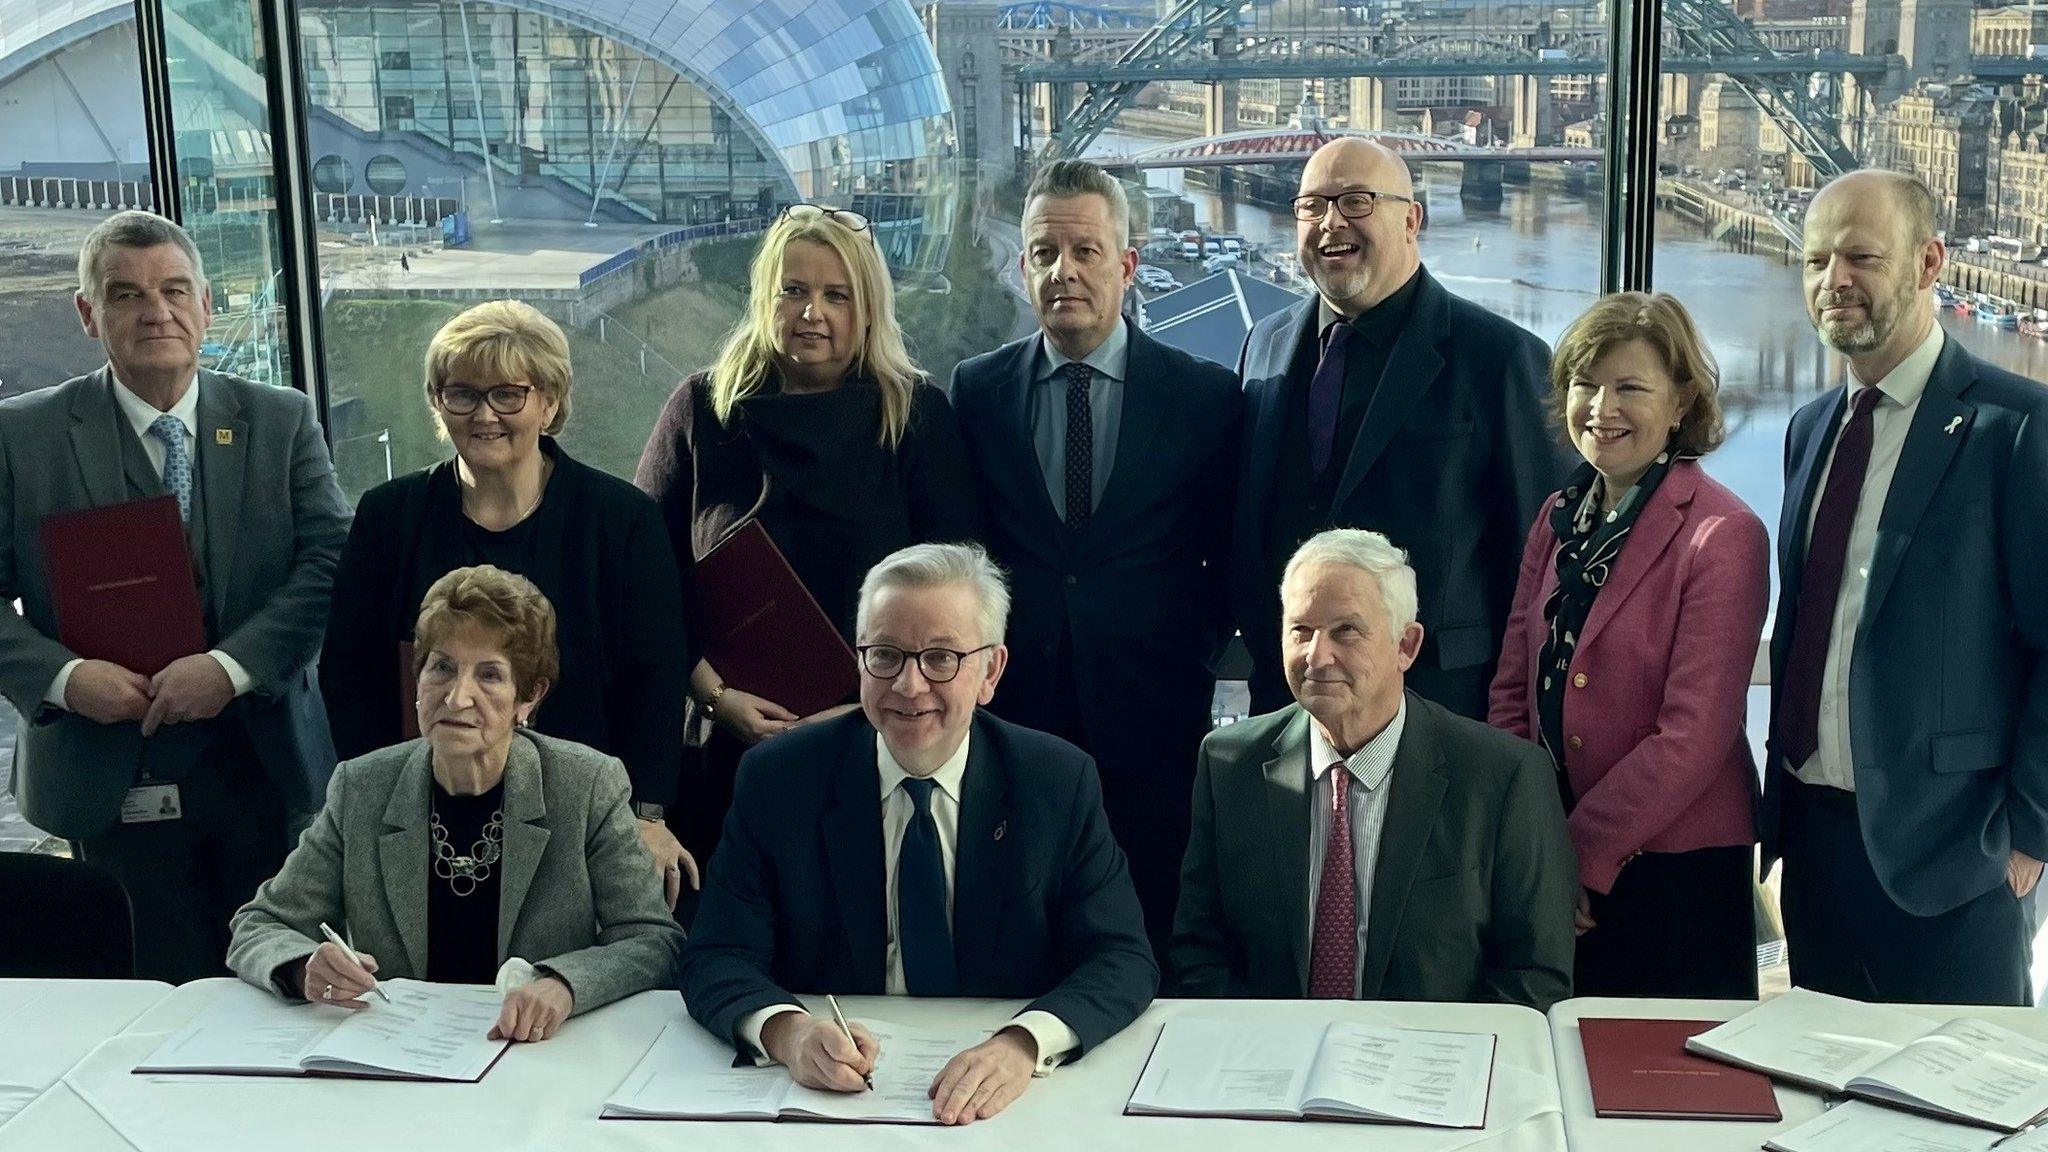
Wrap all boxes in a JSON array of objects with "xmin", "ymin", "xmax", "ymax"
[
  {"xmin": 603, "ymin": 1018, "xmax": 988, "ymax": 1123},
  {"xmin": 1688, "ymin": 989, "xmax": 2048, "ymax": 1132},
  {"xmin": 134, "ymin": 979, "xmax": 508, "ymax": 1082},
  {"xmin": 1124, "ymin": 1017, "xmax": 1495, "ymax": 1128},
  {"xmin": 1766, "ymin": 1100, "xmax": 2048, "ymax": 1152}
]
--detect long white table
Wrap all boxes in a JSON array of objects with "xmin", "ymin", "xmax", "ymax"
[
  {"xmin": 0, "ymin": 979, "xmax": 1564, "ymax": 1151},
  {"xmin": 0, "ymin": 980, "xmax": 173, "ymax": 1125},
  {"xmin": 1548, "ymin": 996, "xmax": 2048, "ymax": 1152}
]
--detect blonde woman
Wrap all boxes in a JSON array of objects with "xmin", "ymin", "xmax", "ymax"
[
  {"xmin": 320, "ymin": 300, "xmax": 698, "ymax": 911},
  {"xmin": 636, "ymin": 206, "xmax": 984, "ymax": 867}
]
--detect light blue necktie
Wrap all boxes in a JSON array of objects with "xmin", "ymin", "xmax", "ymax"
[{"xmin": 147, "ymin": 413, "xmax": 193, "ymax": 523}]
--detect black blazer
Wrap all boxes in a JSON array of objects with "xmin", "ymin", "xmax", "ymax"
[
  {"xmin": 949, "ymin": 326, "xmax": 1240, "ymax": 767},
  {"xmin": 1169, "ymin": 693, "xmax": 1577, "ymax": 1010},
  {"xmin": 1762, "ymin": 337, "xmax": 2048, "ymax": 917},
  {"xmin": 318, "ymin": 440, "xmax": 689, "ymax": 806},
  {"xmin": 1229, "ymin": 267, "xmax": 1565, "ymax": 717},
  {"xmin": 678, "ymin": 709, "xmax": 1158, "ymax": 1055}
]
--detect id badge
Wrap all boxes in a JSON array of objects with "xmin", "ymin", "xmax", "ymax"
[{"xmin": 120, "ymin": 783, "xmax": 184, "ymax": 824}]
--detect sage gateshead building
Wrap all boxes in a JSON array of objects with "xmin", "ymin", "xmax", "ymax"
[{"xmin": 0, "ymin": 0, "xmax": 960, "ymax": 270}]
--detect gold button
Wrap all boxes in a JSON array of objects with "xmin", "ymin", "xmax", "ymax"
[
  {"xmin": 1568, "ymin": 736, "xmax": 1583, "ymax": 750},
  {"xmin": 1572, "ymin": 672, "xmax": 1588, "ymax": 688}
]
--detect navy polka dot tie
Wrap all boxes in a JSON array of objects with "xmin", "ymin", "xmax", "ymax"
[{"xmin": 1061, "ymin": 361, "xmax": 1094, "ymax": 532}]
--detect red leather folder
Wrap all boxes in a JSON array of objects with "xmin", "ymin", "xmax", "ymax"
[
  {"xmin": 40, "ymin": 495, "xmax": 205, "ymax": 677},
  {"xmin": 1580, "ymin": 1018, "xmax": 1782, "ymax": 1122},
  {"xmin": 688, "ymin": 520, "xmax": 858, "ymax": 718}
]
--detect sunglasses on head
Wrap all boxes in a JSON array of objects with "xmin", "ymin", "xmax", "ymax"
[{"xmin": 778, "ymin": 204, "xmax": 871, "ymax": 233}]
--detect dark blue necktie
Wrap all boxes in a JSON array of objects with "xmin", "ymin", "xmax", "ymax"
[
  {"xmin": 1307, "ymin": 321, "xmax": 1354, "ymax": 477},
  {"xmin": 896, "ymin": 777, "xmax": 957, "ymax": 995}
]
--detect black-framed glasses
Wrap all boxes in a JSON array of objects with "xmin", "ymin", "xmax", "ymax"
[
  {"xmin": 435, "ymin": 383, "xmax": 535, "ymax": 416},
  {"xmin": 1290, "ymin": 190, "xmax": 1415, "ymax": 222},
  {"xmin": 856, "ymin": 643, "xmax": 995, "ymax": 684},
  {"xmin": 779, "ymin": 203, "xmax": 871, "ymax": 233}
]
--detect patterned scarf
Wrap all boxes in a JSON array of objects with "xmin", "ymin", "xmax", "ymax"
[{"xmin": 1534, "ymin": 452, "xmax": 1677, "ymax": 805}]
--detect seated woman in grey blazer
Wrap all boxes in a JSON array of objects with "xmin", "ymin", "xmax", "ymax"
[{"xmin": 228, "ymin": 565, "xmax": 684, "ymax": 1043}]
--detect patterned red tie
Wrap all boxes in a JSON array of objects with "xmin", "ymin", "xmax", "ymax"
[{"xmin": 1308, "ymin": 772, "xmax": 1357, "ymax": 998}]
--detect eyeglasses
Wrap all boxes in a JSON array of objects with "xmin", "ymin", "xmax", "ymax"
[
  {"xmin": 855, "ymin": 643, "xmax": 995, "ymax": 684},
  {"xmin": 1290, "ymin": 190, "xmax": 1415, "ymax": 222},
  {"xmin": 435, "ymin": 383, "xmax": 536, "ymax": 416},
  {"xmin": 779, "ymin": 203, "xmax": 871, "ymax": 233}
]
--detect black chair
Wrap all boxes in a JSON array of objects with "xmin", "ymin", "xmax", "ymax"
[{"xmin": 0, "ymin": 852, "xmax": 135, "ymax": 979}]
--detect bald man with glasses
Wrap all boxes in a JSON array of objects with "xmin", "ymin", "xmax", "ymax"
[{"xmin": 1229, "ymin": 138, "xmax": 1567, "ymax": 723}]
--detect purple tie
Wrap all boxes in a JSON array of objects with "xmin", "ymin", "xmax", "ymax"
[
  {"xmin": 1776, "ymin": 386, "xmax": 1884, "ymax": 769},
  {"xmin": 1308, "ymin": 322, "xmax": 1353, "ymax": 477},
  {"xmin": 1308, "ymin": 773, "xmax": 1357, "ymax": 998}
]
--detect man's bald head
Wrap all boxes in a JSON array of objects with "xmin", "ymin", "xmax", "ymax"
[
  {"xmin": 1801, "ymin": 168, "xmax": 1944, "ymax": 379},
  {"xmin": 1295, "ymin": 137, "xmax": 1423, "ymax": 317}
]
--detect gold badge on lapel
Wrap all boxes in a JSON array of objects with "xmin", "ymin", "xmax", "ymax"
[{"xmin": 215, "ymin": 428, "xmax": 234, "ymax": 445}]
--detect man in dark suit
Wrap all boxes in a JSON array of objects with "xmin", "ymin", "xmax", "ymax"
[
  {"xmin": 951, "ymin": 160, "xmax": 1240, "ymax": 957},
  {"xmin": 679, "ymin": 542, "xmax": 1155, "ymax": 1125},
  {"xmin": 0, "ymin": 211, "xmax": 351, "ymax": 982},
  {"xmin": 1763, "ymin": 169, "xmax": 2048, "ymax": 1006},
  {"xmin": 1171, "ymin": 529, "xmax": 1576, "ymax": 1010},
  {"xmin": 1231, "ymin": 138, "xmax": 1565, "ymax": 718}
]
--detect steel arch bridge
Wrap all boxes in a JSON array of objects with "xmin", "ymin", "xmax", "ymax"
[
  {"xmin": 1035, "ymin": 0, "xmax": 1865, "ymax": 176},
  {"xmin": 1088, "ymin": 126, "xmax": 1602, "ymax": 168},
  {"xmin": 996, "ymin": 1, "xmax": 1152, "ymax": 31}
]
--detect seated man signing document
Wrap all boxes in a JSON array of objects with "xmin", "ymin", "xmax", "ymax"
[{"xmin": 678, "ymin": 542, "xmax": 1157, "ymax": 1125}]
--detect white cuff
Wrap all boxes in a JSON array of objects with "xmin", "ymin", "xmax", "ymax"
[
  {"xmin": 208, "ymin": 650, "xmax": 255, "ymax": 697},
  {"xmin": 737, "ymin": 1004, "xmax": 808, "ymax": 1065},
  {"xmin": 1008, "ymin": 1011, "xmax": 1079, "ymax": 1077},
  {"xmin": 45, "ymin": 657, "xmax": 84, "ymax": 710}
]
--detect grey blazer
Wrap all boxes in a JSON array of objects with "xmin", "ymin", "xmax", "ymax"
[
  {"xmin": 0, "ymin": 367, "xmax": 351, "ymax": 837},
  {"xmin": 228, "ymin": 730, "xmax": 684, "ymax": 1014}
]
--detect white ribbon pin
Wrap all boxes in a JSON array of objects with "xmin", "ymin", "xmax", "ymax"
[{"xmin": 1944, "ymin": 416, "xmax": 1963, "ymax": 435}]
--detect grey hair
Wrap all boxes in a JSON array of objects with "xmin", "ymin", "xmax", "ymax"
[
  {"xmin": 76, "ymin": 210, "xmax": 207, "ymax": 306},
  {"xmin": 1281, "ymin": 529, "xmax": 1420, "ymax": 637},
  {"xmin": 856, "ymin": 541, "xmax": 1011, "ymax": 648},
  {"xmin": 1025, "ymin": 159, "xmax": 1132, "ymax": 247}
]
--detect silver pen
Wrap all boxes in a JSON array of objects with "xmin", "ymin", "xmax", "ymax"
[
  {"xmin": 826, "ymin": 994, "xmax": 874, "ymax": 1091},
  {"xmin": 318, "ymin": 921, "xmax": 392, "ymax": 1004}
]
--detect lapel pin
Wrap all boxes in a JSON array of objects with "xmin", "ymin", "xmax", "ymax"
[
  {"xmin": 1943, "ymin": 416, "xmax": 1962, "ymax": 436},
  {"xmin": 215, "ymin": 428, "xmax": 234, "ymax": 445},
  {"xmin": 993, "ymin": 820, "xmax": 1007, "ymax": 842}
]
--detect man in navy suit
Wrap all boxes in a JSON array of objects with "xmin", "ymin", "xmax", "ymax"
[
  {"xmin": 1764, "ymin": 169, "xmax": 2048, "ymax": 1005},
  {"xmin": 1231, "ymin": 138, "xmax": 1565, "ymax": 720},
  {"xmin": 951, "ymin": 160, "xmax": 1240, "ymax": 956},
  {"xmin": 679, "ymin": 542, "xmax": 1156, "ymax": 1124}
]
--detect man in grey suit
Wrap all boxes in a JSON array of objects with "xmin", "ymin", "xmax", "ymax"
[
  {"xmin": 1764, "ymin": 169, "xmax": 2048, "ymax": 1005},
  {"xmin": 0, "ymin": 211, "xmax": 351, "ymax": 982},
  {"xmin": 1170, "ymin": 528, "xmax": 1576, "ymax": 1010}
]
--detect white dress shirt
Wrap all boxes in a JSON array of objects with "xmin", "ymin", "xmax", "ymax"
[
  {"xmin": 1793, "ymin": 323, "xmax": 1944, "ymax": 792},
  {"xmin": 1306, "ymin": 698, "xmax": 1405, "ymax": 994},
  {"xmin": 45, "ymin": 372, "xmax": 253, "ymax": 709},
  {"xmin": 737, "ymin": 731, "xmax": 1081, "ymax": 1075}
]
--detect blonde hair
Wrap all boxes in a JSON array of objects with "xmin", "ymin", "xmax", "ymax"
[
  {"xmin": 413, "ymin": 565, "xmax": 560, "ymax": 704},
  {"xmin": 706, "ymin": 212, "xmax": 919, "ymax": 448},
  {"xmin": 423, "ymin": 300, "xmax": 573, "ymax": 438},
  {"xmin": 1550, "ymin": 292, "xmax": 1725, "ymax": 457}
]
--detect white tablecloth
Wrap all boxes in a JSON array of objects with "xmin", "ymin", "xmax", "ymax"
[
  {"xmin": 1548, "ymin": 996, "xmax": 2048, "ymax": 1152},
  {"xmin": 0, "ymin": 979, "xmax": 172, "ymax": 1125},
  {"xmin": 0, "ymin": 979, "xmax": 1565, "ymax": 1151}
]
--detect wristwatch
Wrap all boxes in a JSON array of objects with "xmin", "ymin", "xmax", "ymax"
[{"xmin": 633, "ymin": 801, "xmax": 666, "ymax": 822}]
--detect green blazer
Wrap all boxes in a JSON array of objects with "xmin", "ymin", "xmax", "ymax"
[
  {"xmin": 228, "ymin": 730, "xmax": 683, "ymax": 1013},
  {"xmin": 1168, "ymin": 692, "xmax": 1577, "ymax": 1010}
]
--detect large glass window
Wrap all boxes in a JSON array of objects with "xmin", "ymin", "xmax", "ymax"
[{"xmin": 294, "ymin": 0, "xmax": 959, "ymax": 500}]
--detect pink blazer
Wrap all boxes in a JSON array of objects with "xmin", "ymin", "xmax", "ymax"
[{"xmin": 1487, "ymin": 459, "xmax": 1769, "ymax": 895}]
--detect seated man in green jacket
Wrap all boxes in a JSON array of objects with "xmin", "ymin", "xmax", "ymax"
[{"xmin": 1170, "ymin": 528, "xmax": 1577, "ymax": 1010}]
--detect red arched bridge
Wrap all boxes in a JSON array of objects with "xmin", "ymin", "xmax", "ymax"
[{"xmin": 1085, "ymin": 128, "xmax": 1600, "ymax": 169}]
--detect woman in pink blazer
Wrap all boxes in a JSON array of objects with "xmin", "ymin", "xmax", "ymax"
[{"xmin": 1489, "ymin": 293, "xmax": 1770, "ymax": 999}]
